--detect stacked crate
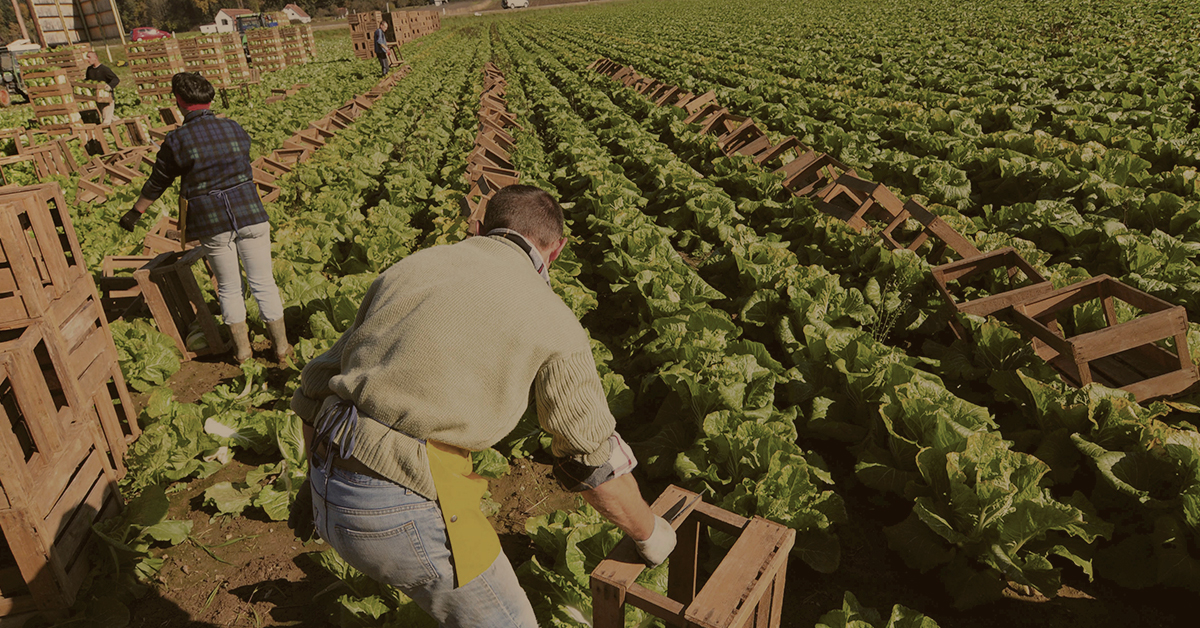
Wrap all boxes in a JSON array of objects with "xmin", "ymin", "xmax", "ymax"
[
  {"xmin": 279, "ymin": 26, "xmax": 310, "ymax": 66},
  {"xmin": 390, "ymin": 9, "xmax": 441, "ymax": 45},
  {"xmin": 349, "ymin": 11, "xmax": 384, "ymax": 60},
  {"xmin": 0, "ymin": 184, "xmax": 137, "ymax": 624},
  {"xmin": 15, "ymin": 45, "xmax": 93, "ymax": 81},
  {"xmin": 126, "ymin": 39, "xmax": 185, "ymax": 104},
  {"xmin": 220, "ymin": 33, "xmax": 255, "ymax": 84},
  {"xmin": 300, "ymin": 24, "xmax": 317, "ymax": 59},
  {"xmin": 246, "ymin": 28, "xmax": 288, "ymax": 73},
  {"xmin": 178, "ymin": 35, "xmax": 234, "ymax": 89},
  {"xmin": 390, "ymin": 11, "xmax": 414, "ymax": 45},
  {"xmin": 22, "ymin": 68, "xmax": 84, "ymax": 129}
]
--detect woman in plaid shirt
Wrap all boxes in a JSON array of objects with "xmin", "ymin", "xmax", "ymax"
[{"xmin": 121, "ymin": 73, "xmax": 291, "ymax": 364}]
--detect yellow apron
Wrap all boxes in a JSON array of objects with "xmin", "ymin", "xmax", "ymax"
[{"xmin": 425, "ymin": 441, "xmax": 501, "ymax": 587}]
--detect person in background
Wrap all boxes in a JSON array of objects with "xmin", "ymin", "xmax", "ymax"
[
  {"xmin": 119, "ymin": 72, "xmax": 291, "ymax": 364},
  {"xmin": 289, "ymin": 185, "xmax": 676, "ymax": 627},
  {"xmin": 374, "ymin": 20, "xmax": 391, "ymax": 77},
  {"xmin": 84, "ymin": 51, "xmax": 119, "ymax": 124}
]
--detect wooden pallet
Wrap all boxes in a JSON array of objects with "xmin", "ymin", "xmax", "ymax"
[
  {"xmin": 591, "ymin": 485, "xmax": 795, "ymax": 628},
  {"xmin": 1010, "ymin": 275, "xmax": 1198, "ymax": 401}
]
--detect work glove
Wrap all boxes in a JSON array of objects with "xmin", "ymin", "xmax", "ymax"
[
  {"xmin": 634, "ymin": 515, "xmax": 676, "ymax": 567},
  {"xmin": 287, "ymin": 477, "xmax": 318, "ymax": 542},
  {"xmin": 119, "ymin": 208, "xmax": 144, "ymax": 232}
]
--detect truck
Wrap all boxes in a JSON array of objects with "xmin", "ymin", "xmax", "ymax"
[
  {"xmin": 235, "ymin": 13, "xmax": 279, "ymax": 33},
  {"xmin": 0, "ymin": 39, "xmax": 40, "ymax": 107}
]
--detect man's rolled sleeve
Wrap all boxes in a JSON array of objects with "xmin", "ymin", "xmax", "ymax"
[{"xmin": 535, "ymin": 350, "xmax": 615, "ymax": 468}]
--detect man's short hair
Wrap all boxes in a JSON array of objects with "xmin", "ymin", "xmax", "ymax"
[
  {"xmin": 481, "ymin": 185, "xmax": 565, "ymax": 248},
  {"xmin": 172, "ymin": 72, "xmax": 215, "ymax": 105}
]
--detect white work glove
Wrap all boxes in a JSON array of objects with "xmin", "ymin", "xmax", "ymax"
[{"xmin": 634, "ymin": 515, "xmax": 677, "ymax": 567}]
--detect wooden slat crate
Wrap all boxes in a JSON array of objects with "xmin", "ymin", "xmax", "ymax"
[
  {"xmin": 180, "ymin": 36, "xmax": 235, "ymax": 89},
  {"xmin": 300, "ymin": 24, "xmax": 317, "ymax": 59},
  {"xmin": 126, "ymin": 40, "xmax": 186, "ymax": 104},
  {"xmin": 97, "ymin": 249, "xmax": 227, "ymax": 361},
  {"xmin": 14, "ymin": 45, "xmax": 93, "ymax": 81},
  {"xmin": 930, "ymin": 246, "xmax": 1053, "ymax": 320},
  {"xmin": 37, "ymin": 280, "xmax": 139, "ymax": 466},
  {"xmin": 591, "ymin": 485, "xmax": 795, "ymax": 628},
  {"xmin": 279, "ymin": 26, "xmax": 310, "ymax": 65},
  {"xmin": 1009, "ymin": 275, "xmax": 1199, "ymax": 401},
  {"xmin": 0, "ymin": 412, "xmax": 120, "ymax": 623},
  {"xmin": 247, "ymin": 29, "xmax": 288, "ymax": 73},
  {"xmin": 219, "ymin": 33, "xmax": 254, "ymax": 84},
  {"xmin": 0, "ymin": 185, "xmax": 87, "ymax": 326}
]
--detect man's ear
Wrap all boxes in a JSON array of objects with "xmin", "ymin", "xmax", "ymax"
[{"xmin": 547, "ymin": 237, "xmax": 568, "ymax": 263}]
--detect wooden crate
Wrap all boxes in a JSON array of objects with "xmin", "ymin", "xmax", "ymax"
[
  {"xmin": 930, "ymin": 246, "xmax": 1053, "ymax": 323},
  {"xmin": 220, "ymin": 33, "xmax": 254, "ymax": 84},
  {"xmin": 0, "ymin": 185, "xmax": 87, "ymax": 325},
  {"xmin": 591, "ymin": 485, "xmax": 795, "ymax": 628},
  {"xmin": 97, "ymin": 249, "xmax": 227, "ymax": 361},
  {"xmin": 247, "ymin": 29, "xmax": 288, "ymax": 73},
  {"xmin": 0, "ymin": 410, "xmax": 120, "ymax": 623},
  {"xmin": 14, "ymin": 45, "xmax": 93, "ymax": 81},
  {"xmin": 1010, "ymin": 275, "xmax": 1198, "ymax": 401},
  {"xmin": 775, "ymin": 151, "xmax": 855, "ymax": 198}
]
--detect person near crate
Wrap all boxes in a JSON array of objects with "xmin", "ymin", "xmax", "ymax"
[
  {"xmin": 84, "ymin": 52, "xmax": 119, "ymax": 125},
  {"xmin": 287, "ymin": 185, "xmax": 677, "ymax": 628},
  {"xmin": 118, "ymin": 72, "xmax": 292, "ymax": 365},
  {"xmin": 374, "ymin": 21, "xmax": 391, "ymax": 77}
]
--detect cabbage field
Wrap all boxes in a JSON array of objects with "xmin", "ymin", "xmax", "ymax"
[{"xmin": 31, "ymin": 0, "xmax": 1200, "ymax": 626}]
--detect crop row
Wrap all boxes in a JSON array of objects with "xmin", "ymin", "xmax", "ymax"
[
  {"xmin": 513, "ymin": 0, "xmax": 1200, "ymax": 324},
  {"xmin": 500, "ymin": 8, "xmax": 1200, "ymax": 607}
]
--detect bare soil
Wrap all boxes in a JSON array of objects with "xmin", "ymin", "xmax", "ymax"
[{"xmin": 118, "ymin": 358, "xmax": 1196, "ymax": 627}]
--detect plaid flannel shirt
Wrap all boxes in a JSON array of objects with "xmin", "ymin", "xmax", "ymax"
[{"xmin": 141, "ymin": 109, "xmax": 268, "ymax": 240}]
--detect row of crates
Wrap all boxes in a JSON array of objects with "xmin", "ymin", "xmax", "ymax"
[
  {"xmin": 592, "ymin": 57, "xmax": 1200, "ymax": 403},
  {"xmin": 349, "ymin": 10, "xmax": 440, "ymax": 60},
  {"xmin": 464, "ymin": 63, "xmax": 521, "ymax": 233},
  {"xmin": 247, "ymin": 26, "xmax": 315, "ymax": 72},
  {"xmin": 21, "ymin": 68, "xmax": 111, "ymax": 130},
  {"xmin": 15, "ymin": 45, "xmax": 92, "ymax": 81},
  {"xmin": 0, "ymin": 184, "xmax": 139, "ymax": 624}
]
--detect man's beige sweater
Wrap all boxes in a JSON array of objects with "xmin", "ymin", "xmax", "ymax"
[{"xmin": 291, "ymin": 235, "xmax": 614, "ymax": 500}]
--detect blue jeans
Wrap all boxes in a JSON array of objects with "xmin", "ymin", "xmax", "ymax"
[
  {"xmin": 199, "ymin": 221, "xmax": 284, "ymax": 324},
  {"xmin": 309, "ymin": 456, "xmax": 538, "ymax": 628}
]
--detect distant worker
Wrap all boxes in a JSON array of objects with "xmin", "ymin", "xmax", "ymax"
[
  {"xmin": 119, "ymin": 72, "xmax": 291, "ymax": 364},
  {"xmin": 84, "ymin": 51, "xmax": 119, "ymax": 124},
  {"xmin": 289, "ymin": 186, "xmax": 677, "ymax": 627},
  {"xmin": 374, "ymin": 20, "xmax": 390, "ymax": 77}
]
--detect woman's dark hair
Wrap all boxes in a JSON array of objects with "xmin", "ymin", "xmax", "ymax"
[
  {"xmin": 172, "ymin": 72, "xmax": 215, "ymax": 105},
  {"xmin": 481, "ymin": 185, "xmax": 565, "ymax": 248}
]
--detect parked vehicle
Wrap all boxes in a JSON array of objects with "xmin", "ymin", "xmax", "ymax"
[
  {"xmin": 131, "ymin": 27, "xmax": 173, "ymax": 41},
  {"xmin": 0, "ymin": 39, "xmax": 39, "ymax": 106},
  {"xmin": 235, "ymin": 14, "xmax": 279, "ymax": 33},
  {"xmin": 503, "ymin": 0, "xmax": 530, "ymax": 8}
]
